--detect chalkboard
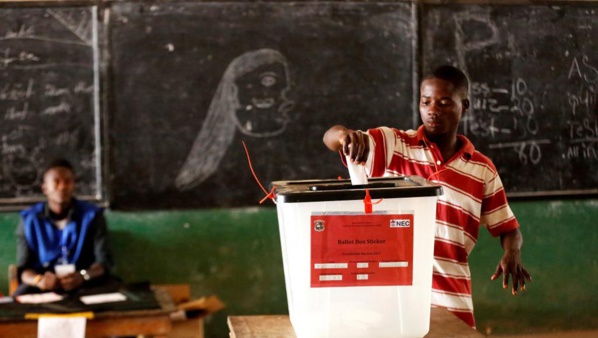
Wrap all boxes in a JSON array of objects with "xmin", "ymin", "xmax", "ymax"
[
  {"xmin": 109, "ymin": 2, "xmax": 415, "ymax": 209},
  {"xmin": 0, "ymin": 5, "xmax": 103, "ymax": 208},
  {"xmin": 421, "ymin": 4, "xmax": 598, "ymax": 196}
]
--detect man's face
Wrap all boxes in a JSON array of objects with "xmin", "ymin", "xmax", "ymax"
[
  {"xmin": 419, "ymin": 78, "xmax": 468, "ymax": 139},
  {"xmin": 42, "ymin": 167, "xmax": 75, "ymax": 205}
]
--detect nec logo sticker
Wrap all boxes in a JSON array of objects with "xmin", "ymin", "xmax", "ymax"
[{"xmin": 390, "ymin": 219, "xmax": 410, "ymax": 228}]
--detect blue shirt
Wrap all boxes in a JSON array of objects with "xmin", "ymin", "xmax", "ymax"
[{"xmin": 16, "ymin": 199, "xmax": 113, "ymax": 276}]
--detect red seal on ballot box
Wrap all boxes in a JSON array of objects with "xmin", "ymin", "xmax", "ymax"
[{"xmin": 311, "ymin": 212, "xmax": 414, "ymax": 288}]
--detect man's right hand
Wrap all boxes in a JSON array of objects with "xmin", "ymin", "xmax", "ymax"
[
  {"xmin": 323, "ymin": 125, "xmax": 370, "ymax": 163},
  {"xmin": 341, "ymin": 129, "xmax": 369, "ymax": 164},
  {"xmin": 37, "ymin": 271, "xmax": 60, "ymax": 291}
]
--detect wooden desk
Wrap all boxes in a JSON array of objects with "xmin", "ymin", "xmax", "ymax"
[
  {"xmin": 228, "ymin": 307, "xmax": 484, "ymax": 338},
  {"xmin": 0, "ymin": 289, "xmax": 175, "ymax": 338}
]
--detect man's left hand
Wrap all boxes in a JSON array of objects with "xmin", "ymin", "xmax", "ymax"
[
  {"xmin": 59, "ymin": 272, "xmax": 84, "ymax": 291},
  {"xmin": 491, "ymin": 248, "xmax": 532, "ymax": 295}
]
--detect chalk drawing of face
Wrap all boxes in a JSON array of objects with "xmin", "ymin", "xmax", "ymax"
[
  {"xmin": 175, "ymin": 49, "xmax": 294, "ymax": 191},
  {"xmin": 233, "ymin": 60, "xmax": 292, "ymax": 136}
]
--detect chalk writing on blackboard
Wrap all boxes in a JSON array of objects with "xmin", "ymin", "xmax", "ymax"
[
  {"xmin": 422, "ymin": 4, "xmax": 598, "ymax": 195},
  {"xmin": 0, "ymin": 6, "xmax": 101, "ymax": 204},
  {"xmin": 175, "ymin": 48, "xmax": 295, "ymax": 190},
  {"xmin": 462, "ymin": 55, "xmax": 598, "ymax": 166},
  {"xmin": 564, "ymin": 55, "xmax": 598, "ymax": 160}
]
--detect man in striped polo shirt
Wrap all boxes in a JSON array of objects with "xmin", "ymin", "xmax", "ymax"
[{"xmin": 323, "ymin": 65, "xmax": 531, "ymax": 328}]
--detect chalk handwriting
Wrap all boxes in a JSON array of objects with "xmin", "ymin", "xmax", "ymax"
[
  {"xmin": 462, "ymin": 115, "xmax": 511, "ymax": 138},
  {"xmin": 0, "ymin": 7, "xmax": 100, "ymax": 200},
  {"xmin": 565, "ymin": 140, "xmax": 598, "ymax": 160},
  {"xmin": 567, "ymin": 118, "xmax": 598, "ymax": 139},
  {"xmin": 3, "ymin": 25, "xmax": 35, "ymax": 39},
  {"xmin": 568, "ymin": 86, "xmax": 597, "ymax": 117},
  {"xmin": 4, "ymin": 125, "xmax": 34, "ymax": 142},
  {"xmin": 471, "ymin": 83, "xmax": 510, "ymax": 113},
  {"xmin": 489, "ymin": 140, "xmax": 550, "ymax": 165},
  {"xmin": 453, "ymin": 10, "xmax": 500, "ymax": 72},
  {"xmin": 567, "ymin": 55, "xmax": 598, "ymax": 117},
  {"xmin": 45, "ymin": 84, "xmax": 71, "ymax": 97},
  {"xmin": 55, "ymin": 130, "xmax": 78, "ymax": 146},
  {"xmin": 0, "ymin": 79, "xmax": 35, "ymax": 101},
  {"xmin": 79, "ymin": 155, "xmax": 96, "ymax": 170},
  {"xmin": 568, "ymin": 55, "xmax": 598, "ymax": 83},
  {"xmin": 42, "ymin": 101, "xmax": 71, "ymax": 116},
  {"xmin": 464, "ymin": 79, "xmax": 538, "ymax": 140},
  {"xmin": 1, "ymin": 136, "xmax": 26, "ymax": 156},
  {"xmin": 0, "ymin": 48, "xmax": 40, "ymax": 69},
  {"xmin": 4, "ymin": 102, "xmax": 29, "ymax": 121},
  {"xmin": 74, "ymin": 81, "xmax": 93, "ymax": 94}
]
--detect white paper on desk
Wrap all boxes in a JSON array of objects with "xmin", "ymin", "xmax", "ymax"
[
  {"xmin": 16, "ymin": 292, "xmax": 64, "ymax": 304},
  {"xmin": 38, "ymin": 316, "xmax": 86, "ymax": 338},
  {"xmin": 79, "ymin": 292, "xmax": 126, "ymax": 305}
]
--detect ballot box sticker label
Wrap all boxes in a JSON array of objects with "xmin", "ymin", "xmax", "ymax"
[{"xmin": 311, "ymin": 213, "xmax": 414, "ymax": 287}]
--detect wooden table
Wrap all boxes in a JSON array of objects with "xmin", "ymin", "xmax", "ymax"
[
  {"xmin": 0, "ymin": 289, "xmax": 175, "ymax": 338},
  {"xmin": 228, "ymin": 307, "xmax": 484, "ymax": 338}
]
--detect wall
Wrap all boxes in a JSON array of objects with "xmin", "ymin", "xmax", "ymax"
[
  {"xmin": 469, "ymin": 199, "xmax": 598, "ymax": 335},
  {"xmin": 0, "ymin": 199, "xmax": 597, "ymax": 337}
]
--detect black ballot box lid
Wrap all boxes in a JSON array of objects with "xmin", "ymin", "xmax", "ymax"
[{"xmin": 272, "ymin": 176, "xmax": 443, "ymax": 203}]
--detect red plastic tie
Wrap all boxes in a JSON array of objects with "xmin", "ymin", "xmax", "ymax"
[
  {"xmin": 363, "ymin": 189, "xmax": 383, "ymax": 214},
  {"xmin": 242, "ymin": 141, "xmax": 276, "ymax": 204},
  {"xmin": 260, "ymin": 187, "xmax": 276, "ymax": 204},
  {"xmin": 364, "ymin": 189, "xmax": 373, "ymax": 213}
]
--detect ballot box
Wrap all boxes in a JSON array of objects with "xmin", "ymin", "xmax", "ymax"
[{"xmin": 272, "ymin": 176, "xmax": 442, "ymax": 338}]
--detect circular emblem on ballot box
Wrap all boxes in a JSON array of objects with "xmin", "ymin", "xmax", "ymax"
[{"xmin": 314, "ymin": 220, "xmax": 325, "ymax": 232}]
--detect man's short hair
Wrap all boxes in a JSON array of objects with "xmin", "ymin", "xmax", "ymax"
[
  {"xmin": 424, "ymin": 65, "xmax": 469, "ymax": 96},
  {"xmin": 42, "ymin": 158, "xmax": 75, "ymax": 177}
]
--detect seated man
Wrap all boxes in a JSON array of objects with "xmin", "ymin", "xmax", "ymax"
[{"xmin": 15, "ymin": 158, "xmax": 116, "ymax": 295}]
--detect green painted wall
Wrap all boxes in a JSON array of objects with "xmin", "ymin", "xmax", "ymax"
[
  {"xmin": 0, "ymin": 200, "xmax": 596, "ymax": 337},
  {"xmin": 470, "ymin": 199, "xmax": 598, "ymax": 335}
]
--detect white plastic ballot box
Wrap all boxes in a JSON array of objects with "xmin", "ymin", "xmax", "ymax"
[{"xmin": 272, "ymin": 176, "xmax": 443, "ymax": 338}]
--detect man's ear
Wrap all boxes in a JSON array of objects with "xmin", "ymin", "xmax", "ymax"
[{"xmin": 462, "ymin": 98, "xmax": 470, "ymax": 114}]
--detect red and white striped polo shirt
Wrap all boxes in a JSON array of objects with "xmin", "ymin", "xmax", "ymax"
[{"xmin": 364, "ymin": 125, "xmax": 519, "ymax": 328}]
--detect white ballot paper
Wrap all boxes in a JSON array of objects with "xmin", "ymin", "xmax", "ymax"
[
  {"xmin": 38, "ymin": 316, "xmax": 86, "ymax": 338},
  {"xmin": 54, "ymin": 264, "xmax": 76, "ymax": 277},
  {"xmin": 80, "ymin": 292, "xmax": 127, "ymax": 305},
  {"xmin": 346, "ymin": 156, "xmax": 368, "ymax": 185},
  {"xmin": 16, "ymin": 292, "xmax": 63, "ymax": 304}
]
